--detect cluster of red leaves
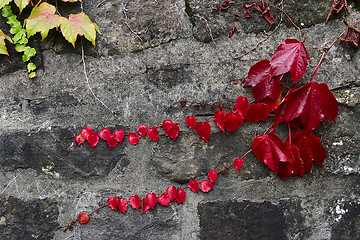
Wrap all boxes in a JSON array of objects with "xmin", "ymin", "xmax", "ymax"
[
  {"xmin": 77, "ymin": 162, "xmax": 244, "ymax": 225},
  {"xmin": 326, "ymin": 0, "xmax": 349, "ymax": 23}
]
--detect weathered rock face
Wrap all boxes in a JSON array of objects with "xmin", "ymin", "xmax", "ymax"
[{"xmin": 0, "ymin": 0, "xmax": 359, "ymax": 239}]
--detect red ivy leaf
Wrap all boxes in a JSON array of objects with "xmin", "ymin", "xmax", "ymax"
[
  {"xmin": 270, "ymin": 39, "xmax": 310, "ymax": 84},
  {"xmin": 188, "ymin": 179, "xmax": 199, "ymax": 192},
  {"xmin": 340, "ymin": 26, "xmax": 360, "ymax": 47},
  {"xmin": 326, "ymin": 0, "xmax": 349, "ymax": 23},
  {"xmin": 88, "ymin": 134, "xmax": 99, "ymax": 149},
  {"xmin": 118, "ymin": 198, "xmax": 128, "ymax": 215},
  {"xmin": 74, "ymin": 134, "xmax": 84, "ymax": 145},
  {"xmin": 78, "ymin": 212, "xmax": 89, "ymax": 224},
  {"xmin": 274, "ymin": 82, "xmax": 338, "ymax": 131},
  {"xmin": 200, "ymin": 179, "xmax": 213, "ymax": 192},
  {"xmin": 195, "ymin": 122, "xmax": 211, "ymax": 143},
  {"xmin": 80, "ymin": 127, "xmax": 94, "ymax": 140},
  {"xmin": 277, "ymin": 142, "xmax": 305, "ymax": 179},
  {"xmin": 107, "ymin": 196, "xmax": 119, "ymax": 211},
  {"xmin": 114, "ymin": 129, "xmax": 124, "ymax": 144},
  {"xmin": 228, "ymin": 26, "xmax": 236, "ymax": 37},
  {"xmin": 214, "ymin": 110, "xmax": 226, "ymax": 132},
  {"xmin": 137, "ymin": 125, "xmax": 147, "ymax": 138},
  {"xmin": 224, "ymin": 112, "xmax": 243, "ymax": 132},
  {"xmin": 98, "ymin": 128, "xmax": 111, "ymax": 141},
  {"xmin": 168, "ymin": 124, "xmax": 180, "ymax": 141},
  {"xmin": 158, "ymin": 194, "xmax": 170, "ymax": 206},
  {"xmin": 166, "ymin": 186, "xmax": 178, "ymax": 202},
  {"xmin": 260, "ymin": 7, "xmax": 275, "ymax": 25},
  {"xmin": 129, "ymin": 195, "xmax": 141, "ymax": 211},
  {"xmin": 208, "ymin": 170, "xmax": 218, "ymax": 184},
  {"xmin": 146, "ymin": 193, "xmax": 157, "ymax": 210},
  {"xmin": 185, "ymin": 115, "xmax": 196, "ymax": 131},
  {"xmin": 234, "ymin": 158, "xmax": 244, "ymax": 171},
  {"xmin": 175, "ymin": 189, "xmax": 186, "ymax": 204},
  {"xmin": 128, "ymin": 133, "xmax": 140, "ymax": 145},
  {"xmin": 235, "ymin": 96, "xmax": 249, "ymax": 117},
  {"xmin": 107, "ymin": 135, "xmax": 118, "ymax": 149},
  {"xmin": 147, "ymin": 127, "xmax": 159, "ymax": 142},
  {"xmin": 141, "ymin": 198, "xmax": 149, "ymax": 214},
  {"xmin": 162, "ymin": 120, "xmax": 173, "ymax": 133},
  {"xmin": 246, "ymin": 102, "xmax": 271, "ymax": 123}
]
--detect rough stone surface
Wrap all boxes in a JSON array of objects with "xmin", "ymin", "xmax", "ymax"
[{"xmin": 0, "ymin": 0, "xmax": 359, "ymax": 239}]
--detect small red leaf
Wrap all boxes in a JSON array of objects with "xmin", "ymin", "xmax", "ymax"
[
  {"xmin": 260, "ymin": 7, "xmax": 275, "ymax": 25},
  {"xmin": 195, "ymin": 122, "xmax": 211, "ymax": 143},
  {"xmin": 107, "ymin": 135, "xmax": 118, "ymax": 149},
  {"xmin": 158, "ymin": 194, "xmax": 170, "ymax": 206},
  {"xmin": 129, "ymin": 195, "xmax": 141, "ymax": 211},
  {"xmin": 166, "ymin": 186, "xmax": 178, "ymax": 202},
  {"xmin": 88, "ymin": 134, "xmax": 99, "ymax": 149},
  {"xmin": 175, "ymin": 189, "xmax": 186, "ymax": 204},
  {"xmin": 162, "ymin": 120, "xmax": 174, "ymax": 133},
  {"xmin": 214, "ymin": 110, "xmax": 226, "ymax": 132},
  {"xmin": 80, "ymin": 127, "xmax": 94, "ymax": 140},
  {"xmin": 147, "ymin": 127, "xmax": 159, "ymax": 142},
  {"xmin": 186, "ymin": 115, "xmax": 196, "ymax": 131},
  {"xmin": 188, "ymin": 179, "xmax": 199, "ymax": 192},
  {"xmin": 114, "ymin": 129, "xmax": 125, "ymax": 144},
  {"xmin": 340, "ymin": 26, "xmax": 360, "ymax": 47},
  {"xmin": 224, "ymin": 112, "xmax": 243, "ymax": 132},
  {"xmin": 75, "ymin": 134, "xmax": 84, "ymax": 145},
  {"xmin": 168, "ymin": 124, "xmax": 180, "ymax": 141},
  {"xmin": 98, "ymin": 128, "xmax": 111, "ymax": 141},
  {"xmin": 234, "ymin": 158, "xmax": 244, "ymax": 171},
  {"xmin": 200, "ymin": 180, "xmax": 213, "ymax": 192},
  {"xmin": 235, "ymin": 96, "xmax": 249, "ymax": 117},
  {"xmin": 107, "ymin": 196, "xmax": 119, "ymax": 211},
  {"xmin": 118, "ymin": 198, "xmax": 128, "ymax": 215},
  {"xmin": 137, "ymin": 125, "xmax": 147, "ymax": 138},
  {"xmin": 146, "ymin": 193, "xmax": 157, "ymax": 210},
  {"xmin": 141, "ymin": 198, "xmax": 150, "ymax": 214},
  {"xmin": 128, "ymin": 133, "xmax": 140, "ymax": 145},
  {"xmin": 228, "ymin": 26, "xmax": 236, "ymax": 38},
  {"xmin": 246, "ymin": 102, "xmax": 271, "ymax": 123},
  {"xmin": 208, "ymin": 170, "xmax": 218, "ymax": 184},
  {"xmin": 78, "ymin": 212, "xmax": 89, "ymax": 224}
]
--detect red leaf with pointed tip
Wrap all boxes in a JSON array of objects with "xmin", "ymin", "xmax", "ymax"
[
  {"xmin": 98, "ymin": 128, "xmax": 111, "ymax": 141},
  {"xmin": 289, "ymin": 129, "xmax": 326, "ymax": 169},
  {"xmin": 276, "ymin": 142, "xmax": 305, "ymax": 179},
  {"xmin": 234, "ymin": 158, "xmax": 243, "ymax": 171},
  {"xmin": 167, "ymin": 124, "xmax": 180, "ymax": 141},
  {"xmin": 162, "ymin": 120, "xmax": 174, "ymax": 133},
  {"xmin": 141, "ymin": 198, "xmax": 149, "ymax": 214},
  {"xmin": 146, "ymin": 193, "xmax": 157, "ymax": 210},
  {"xmin": 78, "ymin": 212, "xmax": 89, "ymax": 224},
  {"xmin": 235, "ymin": 96, "xmax": 249, "ymax": 117},
  {"xmin": 129, "ymin": 195, "xmax": 141, "ymax": 211},
  {"xmin": 245, "ymin": 59, "xmax": 282, "ymax": 101},
  {"xmin": 246, "ymin": 102, "xmax": 270, "ymax": 123},
  {"xmin": 147, "ymin": 127, "xmax": 159, "ymax": 142},
  {"xmin": 195, "ymin": 122, "xmax": 211, "ymax": 143},
  {"xmin": 166, "ymin": 186, "xmax": 178, "ymax": 202},
  {"xmin": 128, "ymin": 133, "xmax": 140, "ymax": 145},
  {"xmin": 158, "ymin": 194, "xmax": 170, "ymax": 206},
  {"xmin": 175, "ymin": 189, "xmax": 186, "ymax": 203},
  {"xmin": 137, "ymin": 125, "xmax": 147, "ymax": 138},
  {"xmin": 260, "ymin": 7, "xmax": 275, "ymax": 25},
  {"xmin": 88, "ymin": 134, "xmax": 99, "ymax": 149},
  {"xmin": 214, "ymin": 110, "xmax": 226, "ymax": 132},
  {"xmin": 107, "ymin": 135, "xmax": 118, "ymax": 149},
  {"xmin": 107, "ymin": 196, "xmax": 119, "ymax": 211},
  {"xmin": 114, "ymin": 129, "xmax": 124, "ymax": 144},
  {"xmin": 224, "ymin": 112, "xmax": 243, "ymax": 132},
  {"xmin": 186, "ymin": 115, "xmax": 196, "ymax": 131},
  {"xmin": 270, "ymin": 39, "xmax": 310, "ymax": 84},
  {"xmin": 118, "ymin": 198, "xmax": 128, "ymax": 215},
  {"xmin": 80, "ymin": 127, "xmax": 94, "ymax": 140},
  {"xmin": 274, "ymin": 82, "xmax": 338, "ymax": 131},
  {"xmin": 188, "ymin": 179, "xmax": 199, "ymax": 192},
  {"xmin": 208, "ymin": 170, "xmax": 218, "ymax": 184},
  {"xmin": 75, "ymin": 134, "xmax": 84, "ymax": 145},
  {"xmin": 200, "ymin": 180, "xmax": 213, "ymax": 192}
]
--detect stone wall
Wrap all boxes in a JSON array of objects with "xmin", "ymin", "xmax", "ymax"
[{"xmin": 0, "ymin": 0, "xmax": 359, "ymax": 239}]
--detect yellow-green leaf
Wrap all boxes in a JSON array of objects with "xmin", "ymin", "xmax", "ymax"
[
  {"xmin": 29, "ymin": 71, "xmax": 36, "ymax": 78},
  {"xmin": 0, "ymin": 29, "xmax": 12, "ymax": 56},
  {"xmin": 14, "ymin": 0, "xmax": 29, "ymax": 13},
  {"xmin": 25, "ymin": 2, "xmax": 60, "ymax": 39},
  {"xmin": 60, "ymin": 0, "xmax": 81, "ymax": 2},
  {"xmin": 60, "ymin": 12, "xmax": 100, "ymax": 47},
  {"xmin": 27, "ymin": 62, "xmax": 36, "ymax": 72},
  {"xmin": 0, "ymin": 0, "xmax": 11, "ymax": 10}
]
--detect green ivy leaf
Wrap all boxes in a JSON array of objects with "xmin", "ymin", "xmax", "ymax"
[
  {"xmin": 14, "ymin": 0, "xmax": 30, "ymax": 13},
  {"xmin": 12, "ymin": 28, "xmax": 26, "ymax": 43},
  {"xmin": 60, "ymin": 12, "xmax": 100, "ymax": 47},
  {"xmin": 10, "ymin": 23, "xmax": 22, "ymax": 34},
  {"xmin": 27, "ymin": 62, "xmax": 36, "ymax": 72},
  {"xmin": 0, "ymin": 0, "xmax": 11, "ymax": 10},
  {"xmin": 25, "ymin": 2, "xmax": 61, "ymax": 39},
  {"xmin": 15, "ymin": 43, "xmax": 25, "ymax": 52},
  {"xmin": 22, "ymin": 46, "xmax": 36, "ymax": 61},
  {"xmin": 29, "ymin": 71, "xmax": 36, "ymax": 78},
  {"xmin": 0, "ymin": 29, "xmax": 13, "ymax": 56}
]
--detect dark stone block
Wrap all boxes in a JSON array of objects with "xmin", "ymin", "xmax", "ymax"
[
  {"xmin": 0, "ymin": 197, "xmax": 59, "ymax": 240},
  {"xmin": 198, "ymin": 200, "xmax": 305, "ymax": 240}
]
